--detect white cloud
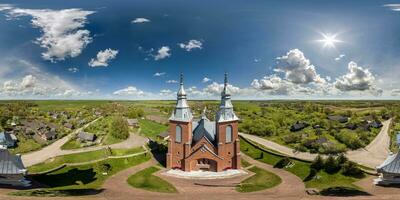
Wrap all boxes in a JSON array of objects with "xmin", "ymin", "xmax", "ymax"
[
  {"xmin": 113, "ymin": 86, "xmax": 144, "ymax": 96},
  {"xmin": 202, "ymin": 77, "xmax": 211, "ymax": 83},
  {"xmin": 68, "ymin": 67, "xmax": 79, "ymax": 73},
  {"xmin": 251, "ymin": 75, "xmax": 294, "ymax": 95},
  {"xmin": 154, "ymin": 72, "xmax": 166, "ymax": 77},
  {"xmin": 166, "ymin": 80, "xmax": 178, "ymax": 84},
  {"xmin": 0, "ymin": 5, "xmax": 95, "ymax": 62},
  {"xmin": 391, "ymin": 89, "xmax": 400, "ymax": 96},
  {"xmin": 384, "ymin": 4, "xmax": 400, "ymax": 11},
  {"xmin": 335, "ymin": 54, "xmax": 345, "ymax": 61},
  {"xmin": 203, "ymin": 82, "xmax": 241, "ymax": 95},
  {"xmin": 154, "ymin": 46, "xmax": 171, "ymax": 60},
  {"xmin": 254, "ymin": 58, "xmax": 260, "ymax": 63},
  {"xmin": 89, "ymin": 48, "xmax": 119, "ymax": 67},
  {"xmin": 131, "ymin": 18, "xmax": 150, "ymax": 23},
  {"xmin": 334, "ymin": 61, "xmax": 376, "ymax": 91},
  {"xmin": 178, "ymin": 40, "xmax": 202, "ymax": 51},
  {"xmin": 159, "ymin": 89, "xmax": 173, "ymax": 96},
  {"xmin": 275, "ymin": 49, "xmax": 325, "ymax": 84}
]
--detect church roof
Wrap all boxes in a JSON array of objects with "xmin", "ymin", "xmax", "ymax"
[
  {"xmin": 377, "ymin": 152, "xmax": 400, "ymax": 174},
  {"xmin": 192, "ymin": 118, "xmax": 216, "ymax": 145},
  {"xmin": 0, "ymin": 149, "xmax": 26, "ymax": 175}
]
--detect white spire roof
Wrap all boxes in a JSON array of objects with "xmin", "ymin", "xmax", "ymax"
[
  {"xmin": 169, "ymin": 73, "xmax": 193, "ymax": 122},
  {"xmin": 216, "ymin": 73, "xmax": 238, "ymax": 122}
]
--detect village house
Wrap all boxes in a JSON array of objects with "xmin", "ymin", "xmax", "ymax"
[
  {"xmin": 290, "ymin": 121, "xmax": 309, "ymax": 132},
  {"xmin": 41, "ymin": 131, "xmax": 57, "ymax": 141},
  {"xmin": 127, "ymin": 119, "xmax": 139, "ymax": 128},
  {"xmin": 166, "ymin": 74, "xmax": 240, "ymax": 172},
  {"xmin": 0, "ymin": 149, "xmax": 30, "ymax": 186},
  {"xmin": 77, "ymin": 131, "xmax": 96, "ymax": 142},
  {"xmin": 157, "ymin": 131, "xmax": 169, "ymax": 140},
  {"xmin": 327, "ymin": 115, "xmax": 349, "ymax": 123}
]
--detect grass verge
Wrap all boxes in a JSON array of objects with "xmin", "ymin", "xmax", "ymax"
[
  {"xmin": 127, "ymin": 166, "xmax": 177, "ymax": 193},
  {"xmin": 236, "ymin": 166, "xmax": 281, "ymax": 192}
]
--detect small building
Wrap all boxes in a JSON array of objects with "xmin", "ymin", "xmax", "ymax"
[
  {"xmin": 0, "ymin": 149, "xmax": 30, "ymax": 186},
  {"xmin": 64, "ymin": 123, "xmax": 74, "ymax": 129},
  {"xmin": 127, "ymin": 119, "xmax": 139, "ymax": 127},
  {"xmin": 345, "ymin": 123, "xmax": 357, "ymax": 130},
  {"xmin": 327, "ymin": 115, "xmax": 348, "ymax": 123},
  {"xmin": 78, "ymin": 131, "xmax": 96, "ymax": 142},
  {"xmin": 157, "ymin": 131, "xmax": 169, "ymax": 140},
  {"xmin": 0, "ymin": 132, "xmax": 16, "ymax": 149},
  {"xmin": 375, "ymin": 133, "xmax": 400, "ymax": 185},
  {"xmin": 290, "ymin": 121, "xmax": 309, "ymax": 132},
  {"xmin": 370, "ymin": 121, "xmax": 383, "ymax": 128},
  {"xmin": 41, "ymin": 131, "xmax": 57, "ymax": 141}
]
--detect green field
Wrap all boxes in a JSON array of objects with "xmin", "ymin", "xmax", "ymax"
[
  {"xmin": 236, "ymin": 166, "xmax": 282, "ymax": 192},
  {"xmin": 29, "ymin": 147, "xmax": 144, "ymax": 173},
  {"xmin": 139, "ymin": 119, "xmax": 168, "ymax": 138},
  {"xmin": 240, "ymin": 137, "xmax": 365, "ymax": 191},
  {"xmin": 11, "ymin": 153, "xmax": 151, "ymax": 196},
  {"xmin": 127, "ymin": 166, "xmax": 177, "ymax": 193}
]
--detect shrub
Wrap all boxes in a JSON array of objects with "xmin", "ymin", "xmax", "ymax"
[
  {"xmin": 304, "ymin": 168, "xmax": 318, "ymax": 181},
  {"xmin": 342, "ymin": 161, "xmax": 363, "ymax": 177},
  {"xmin": 336, "ymin": 154, "xmax": 348, "ymax": 165},
  {"xmin": 109, "ymin": 116, "xmax": 129, "ymax": 140},
  {"xmin": 274, "ymin": 157, "xmax": 291, "ymax": 168},
  {"xmin": 324, "ymin": 155, "xmax": 340, "ymax": 174},
  {"xmin": 311, "ymin": 155, "xmax": 324, "ymax": 171}
]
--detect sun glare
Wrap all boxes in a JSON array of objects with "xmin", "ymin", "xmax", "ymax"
[{"xmin": 318, "ymin": 33, "xmax": 341, "ymax": 48}]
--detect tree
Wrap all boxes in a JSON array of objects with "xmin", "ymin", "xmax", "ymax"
[
  {"xmin": 109, "ymin": 115, "xmax": 129, "ymax": 140},
  {"xmin": 342, "ymin": 161, "xmax": 363, "ymax": 177},
  {"xmin": 311, "ymin": 155, "xmax": 325, "ymax": 171},
  {"xmin": 324, "ymin": 155, "xmax": 340, "ymax": 173},
  {"xmin": 336, "ymin": 153, "xmax": 348, "ymax": 165}
]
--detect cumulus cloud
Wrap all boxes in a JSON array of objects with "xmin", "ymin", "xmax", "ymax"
[
  {"xmin": 154, "ymin": 46, "xmax": 171, "ymax": 60},
  {"xmin": 131, "ymin": 18, "xmax": 150, "ymax": 23},
  {"xmin": 384, "ymin": 4, "xmax": 400, "ymax": 11},
  {"xmin": 0, "ymin": 5, "xmax": 95, "ymax": 62},
  {"xmin": 203, "ymin": 82, "xmax": 241, "ymax": 95},
  {"xmin": 68, "ymin": 67, "xmax": 79, "ymax": 73},
  {"xmin": 391, "ymin": 89, "xmax": 400, "ymax": 96},
  {"xmin": 166, "ymin": 80, "xmax": 178, "ymax": 84},
  {"xmin": 178, "ymin": 40, "xmax": 202, "ymax": 51},
  {"xmin": 154, "ymin": 72, "xmax": 166, "ymax": 77},
  {"xmin": 334, "ymin": 61, "xmax": 376, "ymax": 91},
  {"xmin": 335, "ymin": 54, "xmax": 345, "ymax": 61},
  {"xmin": 251, "ymin": 75, "xmax": 294, "ymax": 95},
  {"xmin": 275, "ymin": 49, "xmax": 325, "ymax": 84},
  {"xmin": 88, "ymin": 48, "xmax": 119, "ymax": 67},
  {"xmin": 113, "ymin": 86, "xmax": 144, "ymax": 96},
  {"xmin": 159, "ymin": 89, "xmax": 173, "ymax": 96},
  {"xmin": 202, "ymin": 77, "xmax": 211, "ymax": 83}
]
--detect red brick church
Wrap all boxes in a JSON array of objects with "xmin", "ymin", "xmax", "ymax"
[{"xmin": 166, "ymin": 74, "xmax": 241, "ymax": 172}]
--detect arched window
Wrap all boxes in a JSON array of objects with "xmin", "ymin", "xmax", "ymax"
[
  {"xmin": 175, "ymin": 125, "xmax": 182, "ymax": 143},
  {"xmin": 226, "ymin": 125, "xmax": 232, "ymax": 143}
]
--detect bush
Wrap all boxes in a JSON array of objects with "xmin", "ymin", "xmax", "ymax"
[
  {"xmin": 324, "ymin": 155, "xmax": 340, "ymax": 174},
  {"xmin": 304, "ymin": 168, "xmax": 318, "ymax": 181},
  {"xmin": 274, "ymin": 157, "xmax": 291, "ymax": 168},
  {"xmin": 311, "ymin": 155, "xmax": 325, "ymax": 171},
  {"xmin": 342, "ymin": 161, "xmax": 363, "ymax": 177},
  {"xmin": 336, "ymin": 154, "xmax": 348, "ymax": 165},
  {"xmin": 109, "ymin": 116, "xmax": 129, "ymax": 140}
]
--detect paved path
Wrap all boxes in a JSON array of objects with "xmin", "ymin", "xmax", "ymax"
[
  {"xmin": 346, "ymin": 119, "xmax": 392, "ymax": 168},
  {"xmin": 240, "ymin": 118, "xmax": 393, "ymax": 169},
  {"xmin": 21, "ymin": 118, "xmax": 147, "ymax": 167}
]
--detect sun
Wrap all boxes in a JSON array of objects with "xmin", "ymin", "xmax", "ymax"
[{"xmin": 317, "ymin": 33, "xmax": 341, "ymax": 48}]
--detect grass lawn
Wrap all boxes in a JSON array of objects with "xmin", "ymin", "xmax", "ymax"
[
  {"xmin": 61, "ymin": 139, "xmax": 81, "ymax": 150},
  {"xmin": 127, "ymin": 166, "xmax": 177, "ymax": 193},
  {"xmin": 236, "ymin": 166, "xmax": 281, "ymax": 192},
  {"xmin": 241, "ymin": 159, "xmax": 252, "ymax": 168},
  {"xmin": 28, "ymin": 149, "xmax": 111, "ymax": 173},
  {"xmin": 10, "ymin": 138, "xmax": 42, "ymax": 154},
  {"xmin": 240, "ymin": 137, "xmax": 311, "ymax": 180},
  {"xmin": 240, "ymin": 137, "xmax": 366, "ymax": 192},
  {"xmin": 11, "ymin": 154, "xmax": 151, "ymax": 196},
  {"xmin": 305, "ymin": 170, "xmax": 362, "ymax": 190},
  {"xmin": 139, "ymin": 119, "xmax": 168, "ymax": 138},
  {"xmin": 110, "ymin": 147, "xmax": 144, "ymax": 156}
]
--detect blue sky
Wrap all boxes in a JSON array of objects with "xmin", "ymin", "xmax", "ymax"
[{"xmin": 0, "ymin": 0, "xmax": 400, "ymax": 99}]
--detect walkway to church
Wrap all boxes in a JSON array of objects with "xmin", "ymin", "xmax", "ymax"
[
  {"xmin": 21, "ymin": 117, "xmax": 147, "ymax": 167},
  {"xmin": 240, "ymin": 118, "xmax": 392, "ymax": 169}
]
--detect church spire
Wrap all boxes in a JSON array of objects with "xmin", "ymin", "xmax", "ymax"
[
  {"xmin": 170, "ymin": 73, "xmax": 193, "ymax": 122},
  {"xmin": 216, "ymin": 73, "xmax": 238, "ymax": 122}
]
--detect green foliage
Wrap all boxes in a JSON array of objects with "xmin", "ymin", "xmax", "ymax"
[
  {"xmin": 127, "ymin": 166, "xmax": 177, "ymax": 193},
  {"xmin": 342, "ymin": 161, "xmax": 363, "ymax": 177},
  {"xmin": 109, "ymin": 116, "xmax": 129, "ymax": 140},
  {"xmin": 236, "ymin": 166, "xmax": 282, "ymax": 192},
  {"xmin": 324, "ymin": 155, "xmax": 340, "ymax": 174},
  {"xmin": 126, "ymin": 107, "xmax": 144, "ymax": 119},
  {"xmin": 139, "ymin": 119, "xmax": 168, "ymax": 138},
  {"xmin": 311, "ymin": 155, "xmax": 325, "ymax": 171},
  {"xmin": 274, "ymin": 157, "xmax": 291, "ymax": 168}
]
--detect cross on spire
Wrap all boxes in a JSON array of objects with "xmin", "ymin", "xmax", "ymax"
[{"xmin": 180, "ymin": 73, "xmax": 184, "ymax": 85}]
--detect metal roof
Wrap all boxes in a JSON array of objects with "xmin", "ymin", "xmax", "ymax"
[
  {"xmin": 0, "ymin": 149, "xmax": 26, "ymax": 175},
  {"xmin": 192, "ymin": 117, "xmax": 216, "ymax": 145},
  {"xmin": 377, "ymin": 152, "xmax": 400, "ymax": 174}
]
